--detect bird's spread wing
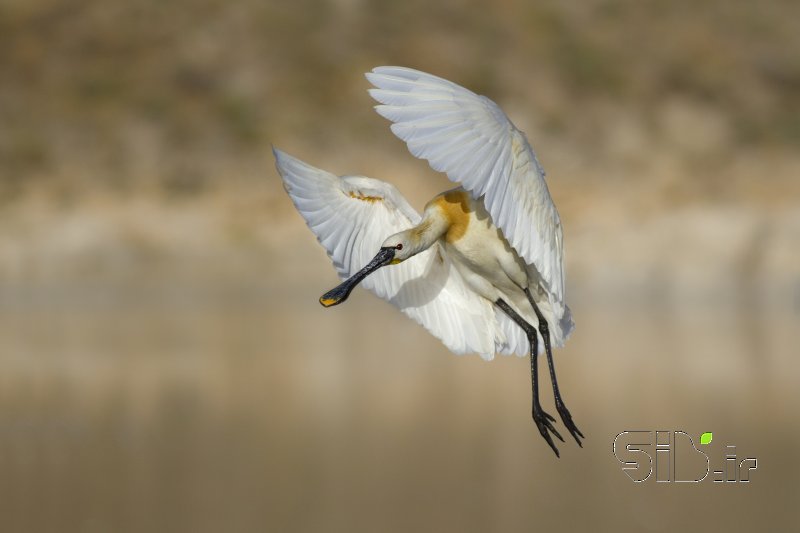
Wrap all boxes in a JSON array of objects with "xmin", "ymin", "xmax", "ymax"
[
  {"xmin": 366, "ymin": 66, "xmax": 570, "ymax": 330},
  {"xmin": 274, "ymin": 147, "xmax": 522, "ymax": 359}
]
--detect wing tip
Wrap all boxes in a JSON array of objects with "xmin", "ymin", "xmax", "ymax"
[
  {"xmin": 365, "ymin": 67, "xmax": 402, "ymax": 87},
  {"xmin": 272, "ymin": 145, "xmax": 298, "ymax": 171},
  {"xmin": 368, "ymin": 65, "xmax": 414, "ymax": 77},
  {"xmin": 366, "ymin": 66, "xmax": 442, "ymax": 91},
  {"xmin": 272, "ymin": 146, "xmax": 291, "ymax": 178},
  {"xmin": 272, "ymin": 147, "xmax": 313, "ymax": 189},
  {"xmin": 367, "ymin": 87, "xmax": 386, "ymax": 103}
]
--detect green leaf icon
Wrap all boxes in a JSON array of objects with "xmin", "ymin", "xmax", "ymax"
[{"xmin": 700, "ymin": 432, "xmax": 713, "ymax": 445}]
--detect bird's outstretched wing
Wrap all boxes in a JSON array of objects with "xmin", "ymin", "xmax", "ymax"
[
  {"xmin": 274, "ymin": 147, "xmax": 523, "ymax": 359},
  {"xmin": 366, "ymin": 67, "xmax": 571, "ymax": 337}
]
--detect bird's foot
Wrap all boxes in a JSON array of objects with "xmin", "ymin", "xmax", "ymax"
[
  {"xmin": 533, "ymin": 405, "xmax": 564, "ymax": 457},
  {"xmin": 555, "ymin": 400, "xmax": 584, "ymax": 447}
]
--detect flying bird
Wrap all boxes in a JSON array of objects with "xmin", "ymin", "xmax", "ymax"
[{"xmin": 274, "ymin": 66, "xmax": 582, "ymax": 456}]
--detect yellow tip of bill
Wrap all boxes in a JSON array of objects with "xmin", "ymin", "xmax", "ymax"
[{"xmin": 319, "ymin": 297, "xmax": 338, "ymax": 307}]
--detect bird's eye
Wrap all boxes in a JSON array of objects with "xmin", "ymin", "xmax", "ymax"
[{"xmin": 396, "ymin": 244, "xmax": 403, "ymax": 250}]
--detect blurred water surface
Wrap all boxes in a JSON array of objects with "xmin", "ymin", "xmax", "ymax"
[{"xmin": 0, "ymin": 281, "xmax": 796, "ymax": 532}]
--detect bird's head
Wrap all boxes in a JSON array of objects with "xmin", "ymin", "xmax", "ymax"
[
  {"xmin": 319, "ymin": 230, "xmax": 418, "ymax": 308},
  {"xmin": 380, "ymin": 231, "xmax": 415, "ymax": 263}
]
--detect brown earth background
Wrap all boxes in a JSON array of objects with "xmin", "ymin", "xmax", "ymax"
[{"xmin": 1, "ymin": 0, "xmax": 799, "ymax": 531}]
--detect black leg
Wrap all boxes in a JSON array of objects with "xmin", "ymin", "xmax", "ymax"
[
  {"xmin": 495, "ymin": 298, "xmax": 563, "ymax": 457},
  {"xmin": 524, "ymin": 288, "xmax": 584, "ymax": 447}
]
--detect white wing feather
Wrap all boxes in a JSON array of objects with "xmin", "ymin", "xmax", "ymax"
[
  {"xmin": 366, "ymin": 67, "xmax": 572, "ymax": 339},
  {"xmin": 274, "ymin": 147, "xmax": 524, "ymax": 359}
]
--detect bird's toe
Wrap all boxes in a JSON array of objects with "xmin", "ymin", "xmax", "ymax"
[
  {"xmin": 533, "ymin": 408, "xmax": 563, "ymax": 456},
  {"xmin": 555, "ymin": 401, "xmax": 584, "ymax": 447}
]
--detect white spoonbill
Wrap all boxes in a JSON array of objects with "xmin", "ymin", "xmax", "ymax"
[{"xmin": 274, "ymin": 66, "xmax": 581, "ymax": 456}]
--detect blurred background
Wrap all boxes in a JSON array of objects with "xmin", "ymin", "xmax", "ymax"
[{"xmin": 1, "ymin": 0, "xmax": 799, "ymax": 531}]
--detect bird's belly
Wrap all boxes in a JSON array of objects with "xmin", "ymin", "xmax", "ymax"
[
  {"xmin": 443, "ymin": 210, "xmax": 529, "ymax": 303},
  {"xmin": 429, "ymin": 188, "xmax": 530, "ymax": 306}
]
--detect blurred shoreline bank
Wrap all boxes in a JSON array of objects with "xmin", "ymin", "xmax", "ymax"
[{"xmin": 0, "ymin": 177, "xmax": 797, "ymax": 313}]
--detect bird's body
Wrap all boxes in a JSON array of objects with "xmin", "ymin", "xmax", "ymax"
[
  {"xmin": 423, "ymin": 188, "xmax": 565, "ymax": 353},
  {"xmin": 274, "ymin": 66, "xmax": 583, "ymax": 456}
]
